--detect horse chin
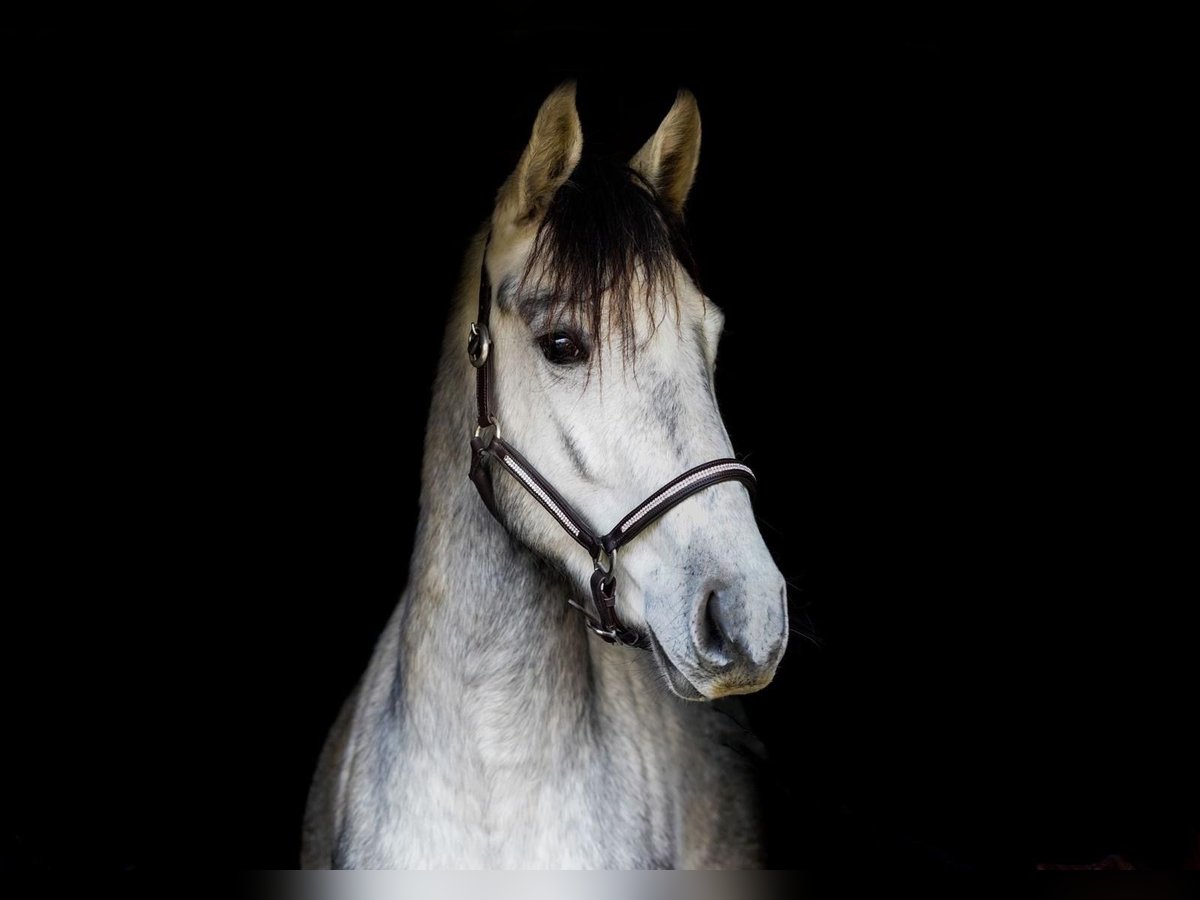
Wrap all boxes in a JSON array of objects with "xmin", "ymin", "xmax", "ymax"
[{"xmin": 647, "ymin": 633, "xmax": 706, "ymax": 701}]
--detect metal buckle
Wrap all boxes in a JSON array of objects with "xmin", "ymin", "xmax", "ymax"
[
  {"xmin": 593, "ymin": 547, "xmax": 616, "ymax": 575},
  {"xmin": 468, "ymin": 322, "xmax": 491, "ymax": 368},
  {"xmin": 473, "ymin": 415, "xmax": 500, "ymax": 445},
  {"xmin": 566, "ymin": 599, "xmax": 621, "ymax": 642}
]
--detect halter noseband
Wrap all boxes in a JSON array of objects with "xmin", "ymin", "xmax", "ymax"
[{"xmin": 466, "ymin": 236, "xmax": 755, "ymax": 649}]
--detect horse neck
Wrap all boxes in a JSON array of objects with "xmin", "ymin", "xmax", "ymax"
[{"xmin": 395, "ymin": 238, "xmax": 663, "ymax": 748}]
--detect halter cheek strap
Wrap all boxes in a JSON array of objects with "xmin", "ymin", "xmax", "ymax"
[{"xmin": 466, "ymin": 236, "xmax": 756, "ymax": 648}]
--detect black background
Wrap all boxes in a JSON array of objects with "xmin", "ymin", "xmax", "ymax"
[{"xmin": 3, "ymin": 15, "xmax": 1194, "ymax": 872}]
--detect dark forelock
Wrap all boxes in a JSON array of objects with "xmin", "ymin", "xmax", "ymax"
[{"xmin": 519, "ymin": 156, "xmax": 699, "ymax": 364}]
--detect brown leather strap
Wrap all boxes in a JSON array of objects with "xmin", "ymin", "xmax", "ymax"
[{"xmin": 468, "ymin": 235, "xmax": 494, "ymax": 429}]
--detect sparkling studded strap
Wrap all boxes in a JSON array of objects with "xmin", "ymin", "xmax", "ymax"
[
  {"xmin": 600, "ymin": 459, "xmax": 756, "ymax": 554},
  {"xmin": 489, "ymin": 438, "xmax": 602, "ymax": 558}
]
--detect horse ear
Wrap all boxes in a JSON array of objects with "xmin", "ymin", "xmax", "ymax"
[
  {"xmin": 494, "ymin": 82, "xmax": 583, "ymax": 230},
  {"xmin": 629, "ymin": 90, "xmax": 701, "ymax": 216}
]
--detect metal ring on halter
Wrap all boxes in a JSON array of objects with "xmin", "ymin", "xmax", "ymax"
[
  {"xmin": 567, "ymin": 597, "xmax": 627, "ymax": 642},
  {"xmin": 474, "ymin": 415, "xmax": 500, "ymax": 444},
  {"xmin": 566, "ymin": 599, "xmax": 610, "ymax": 634},
  {"xmin": 593, "ymin": 546, "xmax": 616, "ymax": 575},
  {"xmin": 590, "ymin": 625, "xmax": 622, "ymax": 641},
  {"xmin": 468, "ymin": 322, "xmax": 491, "ymax": 368}
]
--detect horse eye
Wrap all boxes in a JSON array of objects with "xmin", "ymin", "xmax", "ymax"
[{"xmin": 537, "ymin": 332, "xmax": 588, "ymax": 366}]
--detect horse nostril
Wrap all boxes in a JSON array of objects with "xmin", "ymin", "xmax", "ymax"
[{"xmin": 696, "ymin": 590, "xmax": 735, "ymax": 668}]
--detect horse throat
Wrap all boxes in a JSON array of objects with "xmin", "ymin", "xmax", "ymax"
[{"xmin": 398, "ymin": 327, "xmax": 609, "ymax": 763}]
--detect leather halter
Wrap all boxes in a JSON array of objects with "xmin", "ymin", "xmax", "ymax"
[{"xmin": 466, "ymin": 235, "xmax": 756, "ymax": 648}]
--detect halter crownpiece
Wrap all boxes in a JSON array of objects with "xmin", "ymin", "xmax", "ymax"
[{"xmin": 466, "ymin": 235, "xmax": 756, "ymax": 648}]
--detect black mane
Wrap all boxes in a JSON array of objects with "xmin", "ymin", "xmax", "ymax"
[{"xmin": 520, "ymin": 156, "xmax": 699, "ymax": 362}]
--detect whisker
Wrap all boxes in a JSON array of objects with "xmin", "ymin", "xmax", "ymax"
[
  {"xmin": 753, "ymin": 513, "xmax": 789, "ymax": 539},
  {"xmin": 788, "ymin": 626, "xmax": 823, "ymax": 648}
]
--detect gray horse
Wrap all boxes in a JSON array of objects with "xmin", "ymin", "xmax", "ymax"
[{"xmin": 302, "ymin": 84, "xmax": 789, "ymax": 869}]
